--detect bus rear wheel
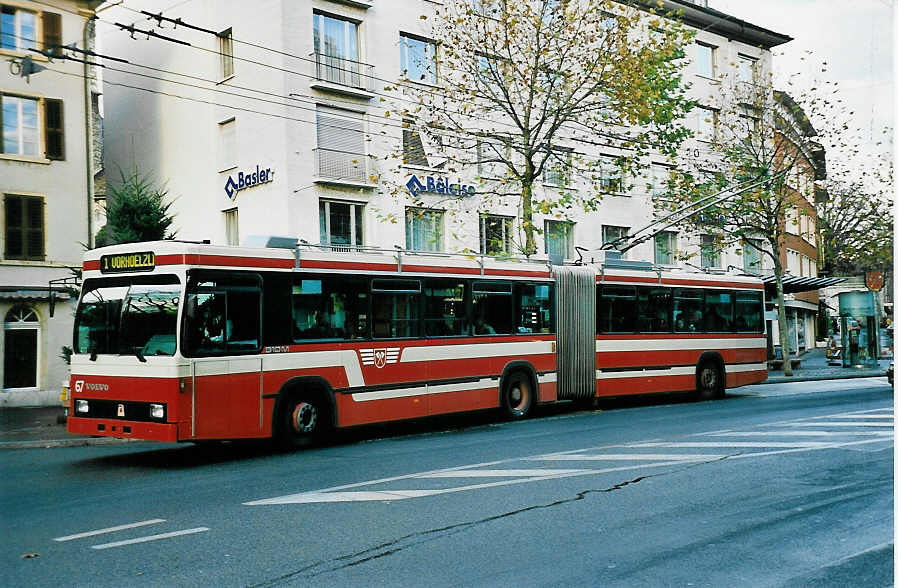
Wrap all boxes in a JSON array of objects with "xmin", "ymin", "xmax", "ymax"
[
  {"xmin": 277, "ymin": 394, "xmax": 330, "ymax": 449},
  {"xmin": 502, "ymin": 372, "xmax": 534, "ymax": 420},
  {"xmin": 696, "ymin": 362, "xmax": 724, "ymax": 400}
]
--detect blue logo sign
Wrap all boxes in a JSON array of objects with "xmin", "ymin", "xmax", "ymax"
[
  {"xmin": 224, "ymin": 165, "xmax": 274, "ymax": 200},
  {"xmin": 406, "ymin": 174, "xmax": 475, "ymax": 197}
]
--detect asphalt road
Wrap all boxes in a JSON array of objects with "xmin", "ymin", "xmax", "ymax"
[{"xmin": 3, "ymin": 377, "xmax": 893, "ymax": 587}]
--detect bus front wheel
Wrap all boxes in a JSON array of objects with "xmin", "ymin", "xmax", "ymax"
[
  {"xmin": 502, "ymin": 372, "xmax": 534, "ymax": 420},
  {"xmin": 277, "ymin": 393, "xmax": 330, "ymax": 449}
]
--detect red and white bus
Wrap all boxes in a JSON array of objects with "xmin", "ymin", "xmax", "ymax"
[{"xmin": 67, "ymin": 239, "xmax": 767, "ymax": 446}]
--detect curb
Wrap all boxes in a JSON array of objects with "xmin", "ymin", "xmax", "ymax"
[
  {"xmin": 0, "ymin": 437, "xmax": 136, "ymax": 450},
  {"xmin": 758, "ymin": 371, "xmax": 888, "ymax": 385}
]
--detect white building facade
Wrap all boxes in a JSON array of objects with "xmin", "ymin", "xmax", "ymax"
[
  {"xmin": 100, "ymin": 1, "xmax": 790, "ymax": 264},
  {"xmin": 1, "ymin": 0, "xmax": 101, "ymax": 406}
]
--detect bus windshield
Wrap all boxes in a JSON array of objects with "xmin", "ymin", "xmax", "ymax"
[{"xmin": 75, "ymin": 276, "xmax": 181, "ymax": 358}]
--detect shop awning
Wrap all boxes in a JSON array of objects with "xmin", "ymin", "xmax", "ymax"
[{"xmin": 761, "ymin": 275, "xmax": 845, "ymax": 295}]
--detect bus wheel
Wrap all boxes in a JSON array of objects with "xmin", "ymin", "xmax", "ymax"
[
  {"xmin": 502, "ymin": 372, "xmax": 533, "ymax": 420},
  {"xmin": 278, "ymin": 394, "xmax": 329, "ymax": 449},
  {"xmin": 696, "ymin": 362, "xmax": 724, "ymax": 400}
]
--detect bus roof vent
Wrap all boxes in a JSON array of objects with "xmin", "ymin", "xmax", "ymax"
[
  {"xmin": 601, "ymin": 249, "xmax": 654, "ymax": 271},
  {"xmin": 243, "ymin": 235, "xmax": 298, "ymax": 249}
]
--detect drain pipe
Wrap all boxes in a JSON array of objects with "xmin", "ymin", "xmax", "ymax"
[{"xmin": 81, "ymin": 9, "xmax": 95, "ymax": 248}]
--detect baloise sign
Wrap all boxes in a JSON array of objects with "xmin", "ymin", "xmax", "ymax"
[
  {"xmin": 406, "ymin": 174, "xmax": 476, "ymax": 197},
  {"xmin": 224, "ymin": 164, "xmax": 274, "ymax": 200}
]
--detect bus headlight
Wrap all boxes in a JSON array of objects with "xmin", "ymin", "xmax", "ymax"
[
  {"xmin": 150, "ymin": 404, "xmax": 165, "ymax": 420},
  {"xmin": 76, "ymin": 400, "xmax": 89, "ymax": 414}
]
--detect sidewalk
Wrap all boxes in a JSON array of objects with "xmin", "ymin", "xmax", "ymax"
[{"xmin": 1, "ymin": 348, "xmax": 890, "ymax": 449}]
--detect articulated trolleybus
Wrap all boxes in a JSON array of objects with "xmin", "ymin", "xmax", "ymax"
[{"xmin": 68, "ymin": 239, "xmax": 768, "ymax": 446}]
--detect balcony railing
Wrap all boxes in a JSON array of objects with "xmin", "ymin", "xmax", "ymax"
[
  {"xmin": 314, "ymin": 148, "xmax": 372, "ymax": 186},
  {"xmin": 311, "ymin": 52, "xmax": 375, "ymax": 93}
]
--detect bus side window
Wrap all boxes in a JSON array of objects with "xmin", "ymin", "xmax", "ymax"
[
  {"xmin": 423, "ymin": 279, "xmax": 468, "ymax": 337},
  {"xmin": 514, "ymin": 282, "xmax": 554, "ymax": 334},
  {"xmin": 184, "ymin": 274, "xmax": 261, "ymax": 355},
  {"xmin": 292, "ymin": 276, "xmax": 368, "ymax": 341},
  {"xmin": 472, "ymin": 282, "xmax": 513, "ymax": 335},
  {"xmin": 673, "ymin": 288, "xmax": 704, "ymax": 332},
  {"xmin": 704, "ymin": 290, "xmax": 735, "ymax": 332},
  {"xmin": 734, "ymin": 291, "xmax": 763, "ymax": 332},
  {"xmin": 598, "ymin": 285, "xmax": 636, "ymax": 333},
  {"xmin": 372, "ymin": 279, "xmax": 421, "ymax": 339},
  {"xmin": 637, "ymin": 287, "xmax": 671, "ymax": 332}
]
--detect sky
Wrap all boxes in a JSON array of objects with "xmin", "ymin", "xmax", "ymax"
[{"xmin": 710, "ymin": 0, "xmax": 894, "ymax": 187}]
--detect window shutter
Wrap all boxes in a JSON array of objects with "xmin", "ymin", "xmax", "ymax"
[
  {"xmin": 44, "ymin": 99, "xmax": 64, "ymax": 160},
  {"xmin": 26, "ymin": 197, "xmax": 44, "ymax": 259},
  {"xmin": 42, "ymin": 12, "xmax": 62, "ymax": 56}
]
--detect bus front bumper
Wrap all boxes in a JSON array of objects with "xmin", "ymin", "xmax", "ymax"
[{"xmin": 68, "ymin": 417, "xmax": 179, "ymax": 442}]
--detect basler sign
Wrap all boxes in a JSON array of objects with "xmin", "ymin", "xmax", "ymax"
[{"xmin": 224, "ymin": 165, "xmax": 274, "ymax": 200}]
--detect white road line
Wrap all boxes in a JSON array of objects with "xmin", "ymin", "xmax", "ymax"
[
  {"xmin": 246, "ymin": 461, "xmax": 701, "ymax": 505},
  {"xmin": 418, "ymin": 469, "xmax": 589, "ymax": 478},
  {"xmin": 525, "ymin": 454, "xmax": 724, "ymax": 461},
  {"xmin": 786, "ymin": 422, "xmax": 894, "ymax": 428},
  {"xmin": 815, "ymin": 414, "xmax": 894, "ymax": 420},
  {"xmin": 53, "ymin": 519, "xmax": 166, "ymax": 542},
  {"xmin": 629, "ymin": 441, "xmax": 833, "ymax": 449},
  {"xmin": 91, "ymin": 527, "xmax": 209, "ymax": 550},
  {"xmin": 703, "ymin": 431, "xmax": 893, "ymax": 438}
]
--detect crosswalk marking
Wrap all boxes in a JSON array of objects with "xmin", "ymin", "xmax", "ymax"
[
  {"xmin": 526, "ymin": 453, "xmax": 724, "ymax": 461},
  {"xmin": 785, "ymin": 421, "xmax": 893, "ymax": 428},
  {"xmin": 91, "ymin": 527, "xmax": 210, "ymax": 550},
  {"xmin": 418, "ymin": 469, "xmax": 589, "ymax": 478},
  {"xmin": 628, "ymin": 441, "xmax": 833, "ymax": 449},
  {"xmin": 245, "ymin": 405, "xmax": 893, "ymax": 506},
  {"xmin": 703, "ymin": 431, "xmax": 893, "ymax": 437},
  {"xmin": 53, "ymin": 519, "xmax": 166, "ymax": 542}
]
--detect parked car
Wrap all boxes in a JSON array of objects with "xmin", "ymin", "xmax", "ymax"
[{"xmin": 888, "ymin": 362, "xmax": 894, "ymax": 386}]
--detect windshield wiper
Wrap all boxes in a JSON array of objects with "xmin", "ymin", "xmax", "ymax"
[{"xmin": 134, "ymin": 347, "xmax": 147, "ymax": 363}]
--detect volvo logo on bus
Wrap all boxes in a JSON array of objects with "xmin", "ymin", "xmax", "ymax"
[{"xmin": 360, "ymin": 348, "xmax": 400, "ymax": 369}]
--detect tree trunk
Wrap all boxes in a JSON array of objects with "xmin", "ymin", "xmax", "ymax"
[
  {"xmin": 774, "ymin": 265, "xmax": 793, "ymax": 377},
  {"xmin": 521, "ymin": 173, "xmax": 536, "ymax": 256}
]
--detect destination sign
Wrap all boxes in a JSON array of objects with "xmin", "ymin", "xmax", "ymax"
[{"xmin": 99, "ymin": 252, "xmax": 156, "ymax": 273}]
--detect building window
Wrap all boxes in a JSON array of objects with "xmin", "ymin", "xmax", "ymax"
[
  {"xmin": 3, "ymin": 305, "xmax": 39, "ymax": 389},
  {"xmin": 544, "ymin": 148, "xmax": 572, "ymax": 187},
  {"xmin": 654, "ymin": 231, "xmax": 677, "ymax": 265},
  {"xmin": 1, "ymin": 95, "xmax": 39, "ymax": 156},
  {"xmin": 400, "ymin": 33, "xmax": 437, "ymax": 85},
  {"xmin": 320, "ymin": 200, "xmax": 364, "ymax": 251},
  {"xmin": 691, "ymin": 106, "xmax": 717, "ymax": 142},
  {"xmin": 316, "ymin": 106, "xmax": 366, "ymax": 182},
  {"xmin": 599, "ymin": 155, "xmax": 625, "ymax": 194},
  {"xmin": 313, "ymin": 12, "xmax": 360, "ymax": 87},
  {"xmin": 223, "ymin": 208, "xmax": 238, "ymax": 245},
  {"xmin": 785, "ymin": 208, "xmax": 799, "ymax": 235},
  {"xmin": 44, "ymin": 98, "xmax": 63, "ymax": 160},
  {"xmin": 738, "ymin": 55, "xmax": 757, "ymax": 84},
  {"xmin": 480, "ymin": 214, "xmax": 513, "ymax": 255},
  {"xmin": 0, "ymin": 6, "xmax": 36, "ymax": 51},
  {"xmin": 786, "ymin": 248, "xmax": 801, "ymax": 275},
  {"xmin": 402, "ymin": 118, "xmax": 444, "ymax": 169},
  {"xmin": 700, "ymin": 234, "xmax": 720, "ymax": 268},
  {"xmin": 218, "ymin": 117, "xmax": 236, "ymax": 171},
  {"xmin": 602, "ymin": 225, "xmax": 629, "ymax": 253},
  {"xmin": 218, "ymin": 28, "xmax": 234, "ymax": 79},
  {"xmin": 649, "ymin": 164, "xmax": 670, "ymax": 198},
  {"xmin": 4, "ymin": 194, "xmax": 44, "ymax": 260},
  {"xmin": 743, "ymin": 238, "xmax": 763, "ymax": 272},
  {"xmin": 545, "ymin": 220, "xmax": 573, "ymax": 260},
  {"xmin": 695, "ymin": 43, "xmax": 715, "ymax": 78},
  {"xmin": 406, "ymin": 207, "xmax": 443, "ymax": 252},
  {"xmin": 806, "ymin": 217, "xmax": 816, "ymax": 246}
]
